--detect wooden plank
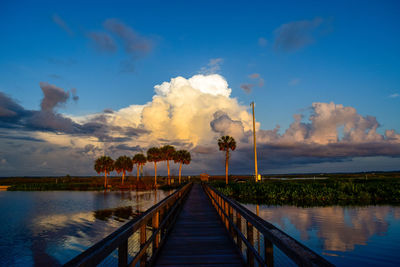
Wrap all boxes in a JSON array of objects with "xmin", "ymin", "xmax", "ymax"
[{"xmin": 154, "ymin": 184, "xmax": 243, "ymax": 266}]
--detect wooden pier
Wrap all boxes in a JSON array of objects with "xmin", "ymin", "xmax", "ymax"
[
  {"xmin": 154, "ymin": 183, "xmax": 243, "ymax": 266},
  {"xmin": 64, "ymin": 182, "xmax": 334, "ymax": 267}
]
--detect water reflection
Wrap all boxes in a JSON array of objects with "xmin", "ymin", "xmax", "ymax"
[
  {"xmin": 0, "ymin": 189, "xmax": 172, "ymax": 266},
  {"xmin": 245, "ymin": 204, "xmax": 400, "ymax": 266},
  {"xmin": 93, "ymin": 206, "xmax": 141, "ymax": 222}
]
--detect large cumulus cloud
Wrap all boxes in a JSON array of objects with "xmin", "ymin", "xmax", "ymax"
[
  {"xmin": 1, "ymin": 74, "xmax": 400, "ymax": 175},
  {"xmin": 257, "ymin": 102, "xmax": 400, "ymax": 147},
  {"xmin": 67, "ymin": 75, "xmax": 400, "ymax": 173}
]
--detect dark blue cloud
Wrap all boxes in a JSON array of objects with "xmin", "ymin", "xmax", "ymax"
[{"xmin": 274, "ymin": 17, "xmax": 330, "ymax": 52}]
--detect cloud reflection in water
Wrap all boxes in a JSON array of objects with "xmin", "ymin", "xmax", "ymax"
[{"xmin": 246, "ymin": 205, "xmax": 400, "ymax": 252}]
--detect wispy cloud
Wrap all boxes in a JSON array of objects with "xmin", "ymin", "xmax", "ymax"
[
  {"xmin": 289, "ymin": 78, "xmax": 300, "ymax": 86},
  {"xmin": 86, "ymin": 18, "xmax": 153, "ymax": 72},
  {"xmin": 103, "ymin": 18, "xmax": 152, "ymax": 56},
  {"xmin": 200, "ymin": 58, "xmax": 224, "ymax": 74},
  {"xmin": 52, "ymin": 14, "xmax": 74, "ymax": 36},
  {"xmin": 274, "ymin": 17, "xmax": 330, "ymax": 52},
  {"xmin": 240, "ymin": 84, "xmax": 255, "ymax": 93},
  {"xmin": 87, "ymin": 32, "xmax": 117, "ymax": 52},
  {"xmin": 258, "ymin": 37, "xmax": 268, "ymax": 47},
  {"xmin": 389, "ymin": 93, "xmax": 399, "ymax": 98},
  {"xmin": 248, "ymin": 73, "xmax": 260, "ymax": 79},
  {"xmin": 48, "ymin": 74, "xmax": 62, "ymax": 80},
  {"xmin": 47, "ymin": 57, "xmax": 77, "ymax": 66},
  {"xmin": 71, "ymin": 88, "xmax": 79, "ymax": 102},
  {"xmin": 240, "ymin": 73, "xmax": 264, "ymax": 93}
]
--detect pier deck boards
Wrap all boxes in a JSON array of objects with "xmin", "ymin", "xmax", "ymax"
[{"xmin": 154, "ymin": 183, "xmax": 243, "ymax": 266}]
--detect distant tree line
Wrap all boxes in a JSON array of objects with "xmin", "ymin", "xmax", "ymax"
[{"xmin": 94, "ymin": 145, "xmax": 191, "ymax": 190}]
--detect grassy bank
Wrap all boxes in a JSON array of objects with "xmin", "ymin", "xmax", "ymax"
[
  {"xmin": 211, "ymin": 178, "xmax": 400, "ymax": 206},
  {"xmin": 7, "ymin": 182, "xmax": 105, "ymax": 191},
  {"xmin": 2, "ymin": 176, "xmax": 190, "ymax": 191}
]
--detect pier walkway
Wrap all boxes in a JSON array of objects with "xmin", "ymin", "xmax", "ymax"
[
  {"xmin": 154, "ymin": 183, "xmax": 243, "ymax": 266},
  {"xmin": 64, "ymin": 182, "xmax": 333, "ymax": 267}
]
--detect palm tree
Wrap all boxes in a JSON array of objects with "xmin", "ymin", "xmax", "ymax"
[
  {"xmin": 132, "ymin": 153, "xmax": 147, "ymax": 182},
  {"xmin": 218, "ymin": 135, "xmax": 236, "ymax": 184},
  {"xmin": 94, "ymin": 156, "xmax": 114, "ymax": 190},
  {"xmin": 161, "ymin": 145, "xmax": 176, "ymax": 185},
  {"xmin": 114, "ymin": 155, "xmax": 133, "ymax": 185},
  {"xmin": 173, "ymin": 150, "xmax": 191, "ymax": 184},
  {"xmin": 147, "ymin": 147, "xmax": 162, "ymax": 186}
]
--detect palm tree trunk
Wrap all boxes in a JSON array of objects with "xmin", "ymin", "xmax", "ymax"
[
  {"xmin": 122, "ymin": 171, "xmax": 125, "ymax": 185},
  {"xmin": 104, "ymin": 171, "xmax": 107, "ymax": 190},
  {"xmin": 136, "ymin": 164, "xmax": 140, "ymax": 182},
  {"xmin": 179, "ymin": 162, "xmax": 182, "ymax": 184},
  {"xmin": 167, "ymin": 160, "xmax": 170, "ymax": 185},
  {"xmin": 225, "ymin": 150, "xmax": 229, "ymax": 184},
  {"xmin": 154, "ymin": 162, "xmax": 157, "ymax": 186}
]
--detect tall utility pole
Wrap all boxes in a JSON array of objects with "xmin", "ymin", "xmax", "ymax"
[{"xmin": 251, "ymin": 102, "xmax": 258, "ymax": 182}]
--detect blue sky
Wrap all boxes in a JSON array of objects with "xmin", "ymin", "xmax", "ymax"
[{"xmin": 0, "ymin": 0, "xmax": 399, "ymax": 175}]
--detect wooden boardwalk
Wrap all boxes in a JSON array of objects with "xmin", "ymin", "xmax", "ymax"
[{"xmin": 154, "ymin": 183, "xmax": 244, "ymax": 266}]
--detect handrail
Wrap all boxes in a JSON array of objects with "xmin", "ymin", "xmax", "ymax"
[
  {"xmin": 203, "ymin": 183, "xmax": 334, "ymax": 267},
  {"xmin": 64, "ymin": 182, "xmax": 193, "ymax": 267}
]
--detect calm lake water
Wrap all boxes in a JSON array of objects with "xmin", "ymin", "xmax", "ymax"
[
  {"xmin": 244, "ymin": 204, "xmax": 400, "ymax": 266},
  {"xmin": 1, "ymin": 191, "xmax": 400, "ymax": 266},
  {"xmin": 0, "ymin": 190, "xmax": 172, "ymax": 266}
]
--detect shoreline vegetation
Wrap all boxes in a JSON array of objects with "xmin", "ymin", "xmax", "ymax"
[
  {"xmin": 212, "ymin": 175, "xmax": 400, "ymax": 206},
  {"xmin": 0, "ymin": 176, "xmax": 187, "ymax": 191},
  {"xmin": 1, "ymin": 172, "xmax": 400, "ymax": 206}
]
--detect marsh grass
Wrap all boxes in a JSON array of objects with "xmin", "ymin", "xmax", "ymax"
[
  {"xmin": 2, "ymin": 176, "xmax": 191, "ymax": 191},
  {"xmin": 211, "ymin": 178, "xmax": 400, "ymax": 206}
]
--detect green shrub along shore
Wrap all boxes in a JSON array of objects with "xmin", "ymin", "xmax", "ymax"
[
  {"xmin": 211, "ymin": 178, "xmax": 400, "ymax": 206},
  {"xmin": 7, "ymin": 182, "xmax": 105, "ymax": 191},
  {"xmin": 1, "ymin": 176, "xmax": 189, "ymax": 191}
]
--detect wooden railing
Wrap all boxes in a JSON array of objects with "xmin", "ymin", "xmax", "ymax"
[
  {"xmin": 64, "ymin": 183, "xmax": 193, "ymax": 267},
  {"xmin": 203, "ymin": 184, "xmax": 335, "ymax": 267}
]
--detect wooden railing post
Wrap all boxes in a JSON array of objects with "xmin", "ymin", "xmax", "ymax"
[
  {"xmin": 265, "ymin": 237, "xmax": 274, "ymax": 267},
  {"xmin": 225, "ymin": 202, "xmax": 230, "ymax": 230},
  {"xmin": 236, "ymin": 212, "xmax": 242, "ymax": 252},
  {"xmin": 166, "ymin": 203, "xmax": 170, "ymax": 226},
  {"xmin": 247, "ymin": 221, "xmax": 254, "ymax": 266},
  {"xmin": 218, "ymin": 195, "xmax": 222, "ymax": 214},
  {"xmin": 216, "ymin": 194, "xmax": 219, "ymax": 214},
  {"xmin": 220, "ymin": 196, "xmax": 223, "ymax": 217},
  {"xmin": 159, "ymin": 207, "xmax": 165, "ymax": 240},
  {"xmin": 229, "ymin": 206, "xmax": 234, "ymax": 237},
  {"xmin": 118, "ymin": 240, "xmax": 128, "ymax": 267},
  {"xmin": 140, "ymin": 224, "xmax": 147, "ymax": 267},
  {"xmin": 152, "ymin": 211, "xmax": 160, "ymax": 254}
]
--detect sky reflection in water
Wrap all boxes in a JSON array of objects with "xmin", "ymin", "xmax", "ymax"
[
  {"xmin": 0, "ymin": 190, "xmax": 171, "ymax": 266},
  {"xmin": 2, "ymin": 190, "xmax": 400, "ymax": 266},
  {"xmin": 245, "ymin": 204, "xmax": 400, "ymax": 266}
]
